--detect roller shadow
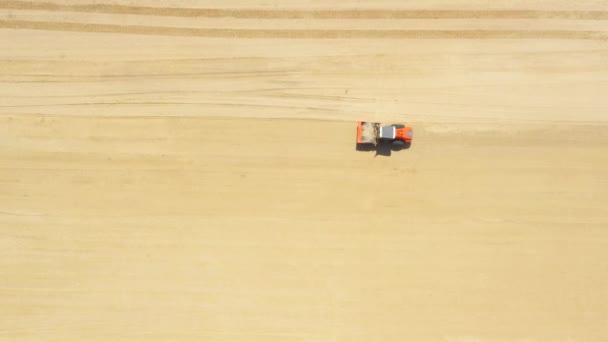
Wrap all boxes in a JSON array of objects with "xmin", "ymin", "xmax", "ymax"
[{"xmin": 356, "ymin": 141, "xmax": 411, "ymax": 157}]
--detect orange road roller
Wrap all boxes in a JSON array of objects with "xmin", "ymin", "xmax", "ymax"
[{"xmin": 356, "ymin": 121, "xmax": 413, "ymax": 151}]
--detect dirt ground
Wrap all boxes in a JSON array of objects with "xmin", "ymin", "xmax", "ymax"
[{"xmin": 1, "ymin": 1, "xmax": 608, "ymax": 341}]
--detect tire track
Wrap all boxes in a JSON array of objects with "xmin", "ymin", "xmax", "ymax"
[
  {"xmin": 1, "ymin": 20, "xmax": 606, "ymax": 40},
  {"xmin": 2, "ymin": 1, "xmax": 608, "ymax": 20}
]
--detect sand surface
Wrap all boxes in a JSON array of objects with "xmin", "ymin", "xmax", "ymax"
[{"xmin": 1, "ymin": 1, "xmax": 608, "ymax": 341}]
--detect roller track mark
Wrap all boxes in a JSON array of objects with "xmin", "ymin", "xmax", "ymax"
[
  {"xmin": 1, "ymin": 20, "xmax": 607, "ymax": 40},
  {"xmin": 2, "ymin": 2, "xmax": 608, "ymax": 20}
]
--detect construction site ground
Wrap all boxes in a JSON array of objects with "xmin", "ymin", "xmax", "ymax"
[{"xmin": 1, "ymin": 1, "xmax": 608, "ymax": 340}]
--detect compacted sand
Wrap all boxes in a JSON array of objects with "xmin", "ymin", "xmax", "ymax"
[{"xmin": 1, "ymin": 1, "xmax": 608, "ymax": 340}]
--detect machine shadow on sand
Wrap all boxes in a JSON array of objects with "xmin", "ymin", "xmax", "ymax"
[{"xmin": 356, "ymin": 140, "xmax": 411, "ymax": 157}]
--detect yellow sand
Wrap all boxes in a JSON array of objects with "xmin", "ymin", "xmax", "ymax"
[{"xmin": 1, "ymin": 1, "xmax": 608, "ymax": 340}]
